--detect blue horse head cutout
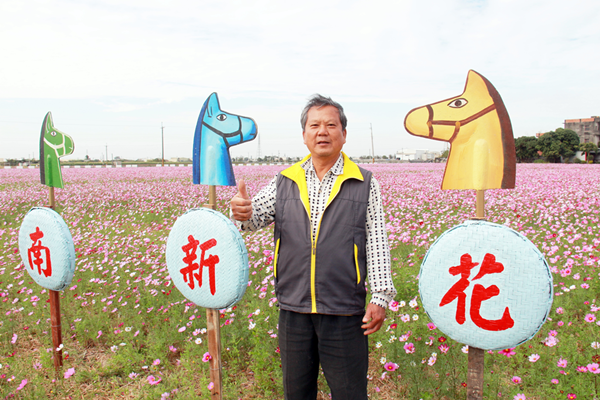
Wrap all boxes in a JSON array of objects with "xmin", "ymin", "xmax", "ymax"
[{"xmin": 193, "ymin": 93, "xmax": 258, "ymax": 186}]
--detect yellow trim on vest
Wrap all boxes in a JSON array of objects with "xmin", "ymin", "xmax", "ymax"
[
  {"xmin": 281, "ymin": 154, "xmax": 312, "ymax": 220},
  {"xmin": 280, "ymin": 152, "xmax": 364, "ymax": 313},
  {"xmin": 354, "ymin": 244, "xmax": 361, "ymax": 284},
  {"xmin": 325, "ymin": 152, "xmax": 364, "ymax": 208},
  {"xmin": 273, "ymin": 238, "xmax": 280, "ymax": 278}
]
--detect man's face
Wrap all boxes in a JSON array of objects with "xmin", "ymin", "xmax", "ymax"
[{"xmin": 302, "ymin": 105, "xmax": 347, "ymax": 162}]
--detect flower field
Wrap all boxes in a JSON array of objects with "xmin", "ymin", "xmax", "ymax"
[{"xmin": 1, "ymin": 163, "xmax": 600, "ymax": 400}]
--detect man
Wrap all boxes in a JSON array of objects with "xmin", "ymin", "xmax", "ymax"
[{"xmin": 231, "ymin": 94, "xmax": 396, "ymax": 400}]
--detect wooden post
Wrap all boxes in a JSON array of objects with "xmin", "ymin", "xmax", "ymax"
[
  {"xmin": 467, "ymin": 189, "xmax": 486, "ymax": 399},
  {"xmin": 475, "ymin": 190, "xmax": 485, "ymax": 219},
  {"xmin": 467, "ymin": 347, "xmax": 484, "ymax": 400},
  {"xmin": 50, "ymin": 290, "xmax": 63, "ymax": 369},
  {"xmin": 48, "ymin": 187, "xmax": 63, "ymax": 369},
  {"xmin": 203, "ymin": 185, "xmax": 222, "ymax": 399}
]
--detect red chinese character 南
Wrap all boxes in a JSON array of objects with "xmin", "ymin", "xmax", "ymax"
[
  {"xmin": 180, "ymin": 235, "xmax": 219, "ymax": 295},
  {"xmin": 439, "ymin": 253, "xmax": 514, "ymax": 331},
  {"xmin": 27, "ymin": 227, "xmax": 52, "ymax": 277}
]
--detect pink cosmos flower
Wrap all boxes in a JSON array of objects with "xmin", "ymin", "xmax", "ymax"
[
  {"xmin": 148, "ymin": 375, "xmax": 162, "ymax": 385},
  {"xmin": 557, "ymin": 358, "xmax": 568, "ymax": 368},
  {"xmin": 528, "ymin": 354, "xmax": 540, "ymax": 362},
  {"xmin": 96, "ymin": 330, "xmax": 103, "ymax": 339},
  {"xmin": 427, "ymin": 323, "xmax": 437, "ymax": 330},
  {"xmin": 498, "ymin": 348, "xmax": 516, "ymax": 358},
  {"xmin": 556, "ymin": 307, "xmax": 564, "ymax": 314},
  {"xmin": 438, "ymin": 344, "xmax": 449, "ymax": 354},
  {"xmin": 153, "ymin": 359, "xmax": 161, "ymax": 366},
  {"xmin": 403, "ymin": 343, "xmax": 415, "ymax": 354},
  {"xmin": 202, "ymin": 352, "xmax": 212, "ymax": 362},
  {"xmin": 567, "ymin": 394, "xmax": 576, "ymax": 400},
  {"xmin": 585, "ymin": 314, "xmax": 596, "ymax": 323},
  {"xmin": 512, "ymin": 376, "xmax": 522, "ymax": 384},
  {"xmin": 513, "ymin": 394, "xmax": 526, "ymax": 400},
  {"xmin": 577, "ymin": 366, "xmax": 588, "ymax": 373},
  {"xmin": 208, "ymin": 382, "xmax": 215, "ymax": 390},
  {"xmin": 169, "ymin": 345, "xmax": 177, "ymax": 352},
  {"xmin": 64, "ymin": 367, "xmax": 75, "ymax": 379},
  {"xmin": 587, "ymin": 363, "xmax": 600, "ymax": 374},
  {"xmin": 16, "ymin": 379, "xmax": 28, "ymax": 391},
  {"xmin": 551, "ymin": 379, "xmax": 559, "ymax": 384},
  {"xmin": 384, "ymin": 362, "xmax": 399, "ymax": 371},
  {"xmin": 428, "ymin": 353, "xmax": 437, "ymax": 366}
]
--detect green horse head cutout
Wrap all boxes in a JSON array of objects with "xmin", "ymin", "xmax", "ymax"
[{"xmin": 40, "ymin": 112, "xmax": 74, "ymax": 188}]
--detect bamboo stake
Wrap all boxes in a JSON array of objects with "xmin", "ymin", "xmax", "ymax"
[
  {"xmin": 48, "ymin": 187, "xmax": 63, "ymax": 369},
  {"xmin": 467, "ymin": 189, "xmax": 486, "ymax": 399},
  {"xmin": 202, "ymin": 185, "xmax": 222, "ymax": 399}
]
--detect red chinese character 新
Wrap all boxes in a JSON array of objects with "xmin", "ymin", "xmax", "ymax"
[
  {"xmin": 27, "ymin": 227, "xmax": 52, "ymax": 277},
  {"xmin": 439, "ymin": 253, "xmax": 514, "ymax": 331},
  {"xmin": 180, "ymin": 235, "xmax": 219, "ymax": 295}
]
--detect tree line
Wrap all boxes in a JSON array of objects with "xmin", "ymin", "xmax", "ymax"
[{"xmin": 515, "ymin": 128, "xmax": 598, "ymax": 163}]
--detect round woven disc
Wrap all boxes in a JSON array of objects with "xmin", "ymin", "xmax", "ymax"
[
  {"xmin": 166, "ymin": 208, "xmax": 248, "ymax": 309},
  {"xmin": 419, "ymin": 220, "xmax": 553, "ymax": 350},
  {"xmin": 18, "ymin": 207, "xmax": 75, "ymax": 291}
]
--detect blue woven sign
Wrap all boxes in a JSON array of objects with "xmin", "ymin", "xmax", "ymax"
[
  {"xmin": 18, "ymin": 207, "xmax": 75, "ymax": 291},
  {"xmin": 419, "ymin": 220, "xmax": 553, "ymax": 350},
  {"xmin": 166, "ymin": 208, "xmax": 249, "ymax": 309}
]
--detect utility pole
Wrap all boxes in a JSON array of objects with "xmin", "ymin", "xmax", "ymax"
[
  {"xmin": 370, "ymin": 123, "xmax": 375, "ymax": 164},
  {"xmin": 161, "ymin": 123, "xmax": 165, "ymax": 167},
  {"xmin": 257, "ymin": 133, "xmax": 261, "ymax": 160},
  {"xmin": 105, "ymin": 144, "xmax": 108, "ymax": 165}
]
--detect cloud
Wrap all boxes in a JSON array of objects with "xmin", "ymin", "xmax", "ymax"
[{"xmin": 1, "ymin": 0, "xmax": 599, "ymax": 158}]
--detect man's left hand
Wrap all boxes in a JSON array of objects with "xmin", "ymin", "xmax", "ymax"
[{"xmin": 361, "ymin": 303, "xmax": 386, "ymax": 335}]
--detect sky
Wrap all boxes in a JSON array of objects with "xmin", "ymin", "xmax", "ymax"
[{"xmin": 1, "ymin": 0, "xmax": 599, "ymax": 161}]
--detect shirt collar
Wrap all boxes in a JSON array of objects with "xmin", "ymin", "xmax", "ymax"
[{"xmin": 301, "ymin": 153, "xmax": 344, "ymax": 177}]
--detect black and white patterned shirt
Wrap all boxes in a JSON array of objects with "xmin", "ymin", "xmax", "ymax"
[{"xmin": 235, "ymin": 154, "xmax": 396, "ymax": 308}]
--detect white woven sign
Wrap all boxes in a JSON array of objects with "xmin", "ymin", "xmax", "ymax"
[
  {"xmin": 18, "ymin": 207, "xmax": 75, "ymax": 291},
  {"xmin": 419, "ymin": 220, "xmax": 553, "ymax": 350},
  {"xmin": 166, "ymin": 208, "xmax": 249, "ymax": 309}
]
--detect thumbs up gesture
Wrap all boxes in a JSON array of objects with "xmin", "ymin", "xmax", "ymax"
[{"xmin": 231, "ymin": 179, "xmax": 253, "ymax": 221}]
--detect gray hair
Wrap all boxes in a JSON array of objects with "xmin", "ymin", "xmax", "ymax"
[{"xmin": 300, "ymin": 94, "xmax": 347, "ymax": 131}]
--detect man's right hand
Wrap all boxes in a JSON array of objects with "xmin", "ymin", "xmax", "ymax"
[{"xmin": 231, "ymin": 179, "xmax": 253, "ymax": 221}]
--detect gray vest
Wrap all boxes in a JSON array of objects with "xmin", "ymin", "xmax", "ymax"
[{"xmin": 273, "ymin": 160, "xmax": 372, "ymax": 315}]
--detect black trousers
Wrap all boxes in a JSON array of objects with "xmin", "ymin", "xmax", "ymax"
[{"xmin": 279, "ymin": 310, "xmax": 369, "ymax": 400}]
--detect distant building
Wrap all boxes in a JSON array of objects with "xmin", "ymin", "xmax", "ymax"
[
  {"xmin": 564, "ymin": 116, "xmax": 600, "ymax": 145},
  {"xmin": 396, "ymin": 149, "xmax": 441, "ymax": 161}
]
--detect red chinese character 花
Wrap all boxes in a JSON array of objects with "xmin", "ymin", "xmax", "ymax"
[
  {"xmin": 27, "ymin": 227, "xmax": 52, "ymax": 277},
  {"xmin": 180, "ymin": 235, "xmax": 219, "ymax": 295},
  {"xmin": 439, "ymin": 253, "xmax": 514, "ymax": 331}
]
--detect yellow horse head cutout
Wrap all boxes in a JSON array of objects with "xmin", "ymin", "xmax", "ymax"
[{"xmin": 404, "ymin": 70, "xmax": 516, "ymax": 190}]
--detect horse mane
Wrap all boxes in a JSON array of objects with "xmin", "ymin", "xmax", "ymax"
[
  {"xmin": 478, "ymin": 71, "xmax": 516, "ymax": 189},
  {"xmin": 39, "ymin": 113, "xmax": 49, "ymax": 185}
]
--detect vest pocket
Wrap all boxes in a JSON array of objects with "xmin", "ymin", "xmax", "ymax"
[
  {"xmin": 354, "ymin": 244, "xmax": 361, "ymax": 284},
  {"xmin": 274, "ymin": 238, "xmax": 280, "ymax": 278}
]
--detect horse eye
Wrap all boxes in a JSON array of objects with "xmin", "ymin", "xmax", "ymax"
[
  {"xmin": 216, "ymin": 114, "xmax": 227, "ymax": 121},
  {"xmin": 50, "ymin": 131, "xmax": 57, "ymax": 136},
  {"xmin": 448, "ymin": 98, "xmax": 468, "ymax": 108}
]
